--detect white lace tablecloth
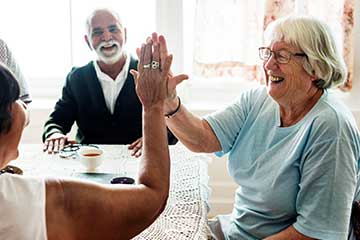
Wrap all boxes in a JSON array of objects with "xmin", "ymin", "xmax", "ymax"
[{"xmin": 13, "ymin": 144, "xmax": 211, "ymax": 239}]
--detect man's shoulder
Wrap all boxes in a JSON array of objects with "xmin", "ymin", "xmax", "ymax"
[
  {"xmin": 66, "ymin": 61, "xmax": 95, "ymax": 80},
  {"xmin": 69, "ymin": 61, "xmax": 94, "ymax": 74}
]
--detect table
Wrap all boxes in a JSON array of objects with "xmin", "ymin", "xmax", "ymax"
[{"xmin": 12, "ymin": 144, "xmax": 211, "ymax": 240}]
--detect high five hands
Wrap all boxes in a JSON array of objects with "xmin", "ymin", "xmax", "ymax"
[
  {"xmin": 129, "ymin": 33, "xmax": 188, "ymax": 157},
  {"xmin": 131, "ymin": 33, "xmax": 188, "ymax": 109}
]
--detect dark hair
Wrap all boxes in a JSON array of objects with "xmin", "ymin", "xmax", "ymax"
[{"xmin": 0, "ymin": 63, "xmax": 20, "ymax": 134}]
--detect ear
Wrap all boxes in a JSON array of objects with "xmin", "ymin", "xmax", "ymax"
[
  {"xmin": 310, "ymin": 72, "xmax": 317, "ymax": 82},
  {"xmin": 84, "ymin": 35, "xmax": 93, "ymax": 51},
  {"xmin": 124, "ymin": 28, "xmax": 127, "ymax": 44}
]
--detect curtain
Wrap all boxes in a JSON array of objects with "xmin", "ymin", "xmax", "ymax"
[{"xmin": 193, "ymin": 0, "xmax": 354, "ymax": 90}]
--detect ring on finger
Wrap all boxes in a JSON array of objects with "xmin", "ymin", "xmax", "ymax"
[
  {"xmin": 143, "ymin": 63, "xmax": 151, "ymax": 69},
  {"xmin": 151, "ymin": 61, "xmax": 160, "ymax": 70}
]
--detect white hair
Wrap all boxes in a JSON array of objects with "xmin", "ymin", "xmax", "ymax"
[
  {"xmin": 85, "ymin": 8, "xmax": 124, "ymax": 35},
  {"xmin": 264, "ymin": 15, "xmax": 347, "ymax": 89}
]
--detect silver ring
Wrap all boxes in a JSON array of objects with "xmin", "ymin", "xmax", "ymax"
[
  {"xmin": 143, "ymin": 64, "xmax": 151, "ymax": 69},
  {"xmin": 151, "ymin": 61, "xmax": 160, "ymax": 70}
]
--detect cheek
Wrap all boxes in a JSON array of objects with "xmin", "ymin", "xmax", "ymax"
[
  {"xmin": 91, "ymin": 38, "xmax": 101, "ymax": 49},
  {"xmin": 114, "ymin": 34, "xmax": 124, "ymax": 44}
]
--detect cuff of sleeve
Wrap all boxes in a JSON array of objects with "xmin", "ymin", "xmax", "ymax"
[{"xmin": 293, "ymin": 222, "xmax": 348, "ymax": 240}]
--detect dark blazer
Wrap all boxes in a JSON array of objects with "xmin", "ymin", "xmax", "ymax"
[{"xmin": 42, "ymin": 57, "xmax": 177, "ymax": 145}]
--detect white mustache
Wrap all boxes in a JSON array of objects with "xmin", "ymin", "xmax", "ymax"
[{"xmin": 97, "ymin": 40, "xmax": 120, "ymax": 50}]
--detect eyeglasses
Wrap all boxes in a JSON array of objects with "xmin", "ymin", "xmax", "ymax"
[
  {"xmin": 258, "ymin": 47, "xmax": 307, "ymax": 64},
  {"xmin": 59, "ymin": 144, "xmax": 99, "ymax": 158}
]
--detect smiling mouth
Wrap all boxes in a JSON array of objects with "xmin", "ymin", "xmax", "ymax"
[
  {"xmin": 101, "ymin": 44, "xmax": 117, "ymax": 50},
  {"xmin": 269, "ymin": 75, "xmax": 284, "ymax": 82}
]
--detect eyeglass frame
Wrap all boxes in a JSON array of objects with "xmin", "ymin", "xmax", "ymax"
[
  {"xmin": 258, "ymin": 47, "xmax": 307, "ymax": 64},
  {"xmin": 59, "ymin": 144, "xmax": 99, "ymax": 158}
]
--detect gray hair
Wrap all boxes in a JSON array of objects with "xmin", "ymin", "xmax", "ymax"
[
  {"xmin": 85, "ymin": 8, "xmax": 124, "ymax": 35},
  {"xmin": 264, "ymin": 15, "xmax": 347, "ymax": 89}
]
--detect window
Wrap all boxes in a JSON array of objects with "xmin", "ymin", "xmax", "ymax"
[
  {"xmin": 179, "ymin": 0, "xmax": 360, "ymax": 112},
  {"xmin": 1, "ymin": 0, "xmax": 155, "ymax": 103}
]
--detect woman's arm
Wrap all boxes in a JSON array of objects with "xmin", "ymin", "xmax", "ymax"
[
  {"xmin": 45, "ymin": 108, "xmax": 168, "ymax": 240},
  {"xmin": 165, "ymin": 96, "xmax": 221, "ymax": 153},
  {"xmin": 45, "ymin": 35, "xmax": 171, "ymax": 240}
]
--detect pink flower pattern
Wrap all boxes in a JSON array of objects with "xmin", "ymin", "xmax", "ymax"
[{"xmin": 194, "ymin": 0, "xmax": 354, "ymax": 91}]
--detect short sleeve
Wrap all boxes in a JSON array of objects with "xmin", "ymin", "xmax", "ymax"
[
  {"xmin": 293, "ymin": 137, "xmax": 358, "ymax": 239},
  {"xmin": 204, "ymin": 87, "xmax": 266, "ymax": 156}
]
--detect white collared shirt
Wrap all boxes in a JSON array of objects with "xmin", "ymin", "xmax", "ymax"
[{"xmin": 93, "ymin": 52, "xmax": 131, "ymax": 114}]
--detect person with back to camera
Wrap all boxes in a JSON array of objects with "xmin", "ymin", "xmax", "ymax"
[
  {"xmin": 147, "ymin": 16, "xmax": 360, "ymax": 239},
  {"xmin": 0, "ymin": 32, "xmax": 173, "ymax": 239},
  {"xmin": 42, "ymin": 8, "xmax": 178, "ymax": 156},
  {"xmin": 0, "ymin": 38, "xmax": 31, "ymax": 104}
]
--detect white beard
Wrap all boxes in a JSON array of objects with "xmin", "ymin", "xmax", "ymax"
[{"xmin": 95, "ymin": 40, "xmax": 123, "ymax": 65}]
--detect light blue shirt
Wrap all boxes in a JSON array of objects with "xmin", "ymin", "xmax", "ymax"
[{"xmin": 205, "ymin": 87, "xmax": 360, "ymax": 240}]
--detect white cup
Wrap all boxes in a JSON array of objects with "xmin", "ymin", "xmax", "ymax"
[{"xmin": 78, "ymin": 147, "xmax": 103, "ymax": 171}]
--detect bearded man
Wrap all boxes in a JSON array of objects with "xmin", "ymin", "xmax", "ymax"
[{"xmin": 42, "ymin": 8, "xmax": 177, "ymax": 154}]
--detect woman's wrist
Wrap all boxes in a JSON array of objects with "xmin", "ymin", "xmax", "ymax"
[{"xmin": 164, "ymin": 96, "xmax": 181, "ymax": 118}]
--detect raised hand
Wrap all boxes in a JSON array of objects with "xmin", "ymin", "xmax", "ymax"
[
  {"xmin": 131, "ymin": 34, "xmax": 173, "ymax": 110},
  {"xmin": 134, "ymin": 33, "xmax": 188, "ymax": 107},
  {"xmin": 157, "ymin": 34, "xmax": 189, "ymax": 101}
]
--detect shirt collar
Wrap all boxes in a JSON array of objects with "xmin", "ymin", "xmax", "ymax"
[{"xmin": 93, "ymin": 51, "xmax": 131, "ymax": 83}]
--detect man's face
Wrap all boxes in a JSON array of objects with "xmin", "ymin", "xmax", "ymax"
[{"xmin": 87, "ymin": 11, "xmax": 126, "ymax": 64}]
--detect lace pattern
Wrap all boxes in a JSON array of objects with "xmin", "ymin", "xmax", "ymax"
[{"xmin": 14, "ymin": 144, "xmax": 211, "ymax": 239}]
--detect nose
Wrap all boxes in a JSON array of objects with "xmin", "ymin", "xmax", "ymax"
[
  {"xmin": 264, "ymin": 54, "xmax": 277, "ymax": 70},
  {"xmin": 101, "ymin": 30, "xmax": 113, "ymax": 41}
]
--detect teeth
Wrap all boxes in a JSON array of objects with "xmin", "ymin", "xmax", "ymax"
[{"xmin": 269, "ymin": 75, "xmax": 284, "ymax": 82}]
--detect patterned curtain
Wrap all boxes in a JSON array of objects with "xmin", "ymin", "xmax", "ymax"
[{"xmin": 193, "ymin": 0, "xmax": 354, "ymax": 90}]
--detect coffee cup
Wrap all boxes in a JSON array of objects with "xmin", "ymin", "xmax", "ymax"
[{"xmin": 78, "ymin": 147, "xmax": 103, "ymax": 171}]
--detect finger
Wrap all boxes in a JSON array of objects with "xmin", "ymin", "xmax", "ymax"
[
  {"xmin": 143, "ymin": 38, "xmax": 153, "ymax": 66},
  {"xmin": 161, "ymin": 54, "xmax": 173, "ymax": 79},
  {"xmin": 152, "ymin": 41, "xmax": 160, "ymax": 66},
  {"xmin": 47, "ymin": 140, "xmax": 54, "ymax": 154},
  {"xmin": 53, "ymin": 139, "xmax": 60, "ymax": 153},
  {"xmin": 59, "ymin": 138, "xmax": 66, "ymax": 151},
  {"xmin": 151, "ymin": 32, "xmax": 159, "ymax": 45},
  {"xmin": 139, "ymin": 43, "xmax": 146, "ymax": 72},
  {"xmin": 159, "ymin": 35, "xmax": 168, "ymax": 69},
  {"xmin": 128, "ymin": 138, "xmax": 140, "ymax": 149},
  {"xmin": 130, "ymin": 146, "xmax": 140, "ymax": 156},
  {"xmin": 135, "ymin": 140, "xmax": 142, "ymax": 149},
  {"xmin": 134, "ymin": 148, "xmax": 142, "ymax": 158},
  {"xmin": 131, "ymin": 147, "xmax": 142, "ymax": 158},
  {"xmin": 130, "ymin": 70, "xmax": 139, "ymax": 86},
  {"xmin": 172, "ymin": 74, "xmax": 189, "ymax": 85},
  {"xmin": 136, "ymin": 47, "xmax": 141, "ymax": 59},
  {"xmin": 43, "ymin": 141, "xmax": 49, "ymax": 151}
]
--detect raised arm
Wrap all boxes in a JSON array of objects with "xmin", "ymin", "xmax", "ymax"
[
  {"xmin": 45, "ymin": 36, "xmax": 171, "ymax": 240},
  {"xmin": 164, "ymin": 96, "xmax": 221, "ymax": 153},
  {"xmin": 155, "ymin": 34, "xmax": 221, "ymax": 153}
]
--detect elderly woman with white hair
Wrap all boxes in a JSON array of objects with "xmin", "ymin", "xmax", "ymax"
[{"xmin": 147, "ymin": 16, "xmax": 360, "ymax": 239}]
